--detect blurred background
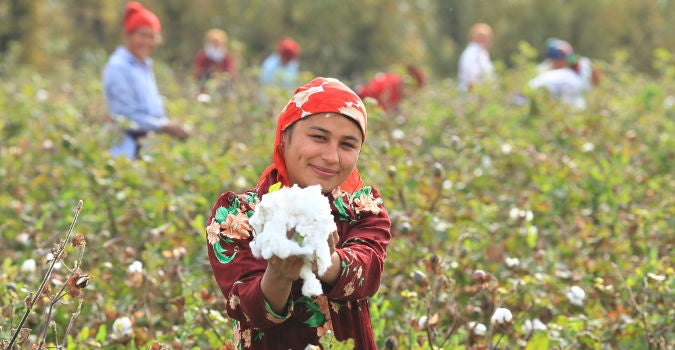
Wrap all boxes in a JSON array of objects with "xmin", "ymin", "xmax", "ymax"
[{"xmin": 1, "ymin": 0, "xmax": 673, "ymax": 79}]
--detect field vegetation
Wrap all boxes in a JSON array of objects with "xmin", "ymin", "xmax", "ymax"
[{"xmin": 0, "ymin": 44, "xmax": 673, "ymax": 349}]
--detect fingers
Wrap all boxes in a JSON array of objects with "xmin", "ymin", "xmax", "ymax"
[
  {"xmin": 328, "ymin": 230, "xmax": 339, "ymax": 255},
  {"xmin": 267, "ymin": 255, "xmax": 304, "ymax": 281}
]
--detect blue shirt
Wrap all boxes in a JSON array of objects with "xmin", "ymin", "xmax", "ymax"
[
  {"xmin": 102, "ymin": 46, "xmax": 168, "ymax": 131},
  {"xmin": 259, "ymin": 53, "xmax": 299, "ymax": 90}
]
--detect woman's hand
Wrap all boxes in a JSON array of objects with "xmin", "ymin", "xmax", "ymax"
[
  {"xmin": 267, "ymin": 255, "xmax": 305, "ymax": 282},
  {"xmin": 327, "ymin": 230, "xmax": 339, "ymax": 256},
  {"xmin": 261, "ymin": 255, "xmax": 304, "ymax": 315}
]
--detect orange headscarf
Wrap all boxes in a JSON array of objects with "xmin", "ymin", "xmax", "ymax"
[
  {"xmin": 124, "ymin": 2, "xmax": 161, "ymax": 35},
  {"xmin": 257, "ymin": 77, "xmax": 368, "ymax": 193}
]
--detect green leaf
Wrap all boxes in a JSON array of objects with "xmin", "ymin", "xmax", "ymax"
[
  {"xmin": 269, "ymin": 182, "xmax": 281, "ymax": 192},
  {"xmin": 77, "ymin": 326, "xmax": 90, "ymax": 341},
  {"xmin": 525, "ymin": 332, "xmax": 550, "ymax": 350},
  {"xmin": 526, "ymin": 225, "xmax": 538, "ymax": 248},
  {"xmin": 95, "ymin": 324, "xmax": 107, "ymax": 343},
  {"xmin": 191, "ymin": 213, "xmax": 205, "ymax": 233}
]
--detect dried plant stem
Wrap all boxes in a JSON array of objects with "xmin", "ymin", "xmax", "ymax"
[
  {"xmin": 6, "ymin": 200, "xmax": 83, "ymax": 349},
  {"xmin": 38, "ymin": 287, "xmax": 67, "ymax": 348},
  {"xmin": 612, "ymin": 262, "xmax": 653, "ymax": 349},
  {"xmin": 60, "ymin": 299, "xmax": 83, "ymax": 348},
  {"xmin": 438, "ymin": 286, "xmax": 489, "ymax": 349},
  {"xmin": 492, "ymin": 333, "xmax": 506, "ymax": 349}
]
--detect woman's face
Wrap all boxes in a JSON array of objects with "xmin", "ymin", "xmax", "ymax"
[
  {"xmin": 282, "ymin": 113, "xmax": 363, "ymax": 194},
  {"xmin": 126, "ymin": 26, "xmax": 159, "ymax": 60}
]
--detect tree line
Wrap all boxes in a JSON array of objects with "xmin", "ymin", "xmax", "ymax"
[{"xmin": 1, "ymin": 0, "xmax": 673, "ymax": 79}]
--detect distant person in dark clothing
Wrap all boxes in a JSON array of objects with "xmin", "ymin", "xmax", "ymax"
[{"xmin": 193, "ymin": 28, "xmax": 236, "ymax": 83}]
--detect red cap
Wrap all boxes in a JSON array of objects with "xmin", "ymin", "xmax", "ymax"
[
  {"xmin": 124, "ymin": 2, "xmax": 161, "ymax": 35},
  {"xmin": 277, "ymin": 37, "xmax": 301, "ymax": 62}
]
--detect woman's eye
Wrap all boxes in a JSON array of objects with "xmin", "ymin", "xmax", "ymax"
[{"xmin": 311, "ymin": 134, "xmax": 326, "ymax": 141}]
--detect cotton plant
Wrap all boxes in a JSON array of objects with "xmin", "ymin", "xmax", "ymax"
[{"xmin": 249, "ymin": 185, "xmax": 336, "ymax": 297}]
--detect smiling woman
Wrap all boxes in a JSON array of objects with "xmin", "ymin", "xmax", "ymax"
[
  {"xmin": 206, "ymin": 77, "xmax": 392, "ymax": 349},
  {"xmin": 281, "ymin": 113, "xmax": 363, "ymax": 192}
]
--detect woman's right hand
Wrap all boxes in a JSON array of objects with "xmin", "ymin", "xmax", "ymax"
[
  {"xmin": 267, "ymin": 255, "xmax": 305, "ymax": 282},
  {"xmin": 261, "ymin": 255, "xmax": 304, "ymax": 314}
]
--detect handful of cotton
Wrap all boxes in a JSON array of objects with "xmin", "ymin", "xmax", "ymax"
[{"xmin": 249, "ymin": 184, "xmax": 336, "ymax": 297}]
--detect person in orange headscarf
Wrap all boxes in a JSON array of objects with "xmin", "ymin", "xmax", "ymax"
[
  {"xmin": 102, "ymin": 1, "xmax": 188, "ymax": 159},
  {"xmin": 206, "ymin": 77, "xmax": 391, "ymax": 349},
  {"xmin": 356, "ymin": 64, "xmax": 426, "ymax": 114}
]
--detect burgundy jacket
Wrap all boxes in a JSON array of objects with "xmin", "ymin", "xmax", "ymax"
[{"xmin": 207, "ymin": 173, "xmax": 391, "ymax": 349}]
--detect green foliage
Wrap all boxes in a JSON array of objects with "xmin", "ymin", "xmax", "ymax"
[{"xmin": 1, "ymin": 43, "xmax": 674, "ymax": 349}]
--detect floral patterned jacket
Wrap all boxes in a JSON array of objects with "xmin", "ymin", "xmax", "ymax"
[{"xmin": 206, "ymin": 172, "xmax": 391, "ymax": 349}]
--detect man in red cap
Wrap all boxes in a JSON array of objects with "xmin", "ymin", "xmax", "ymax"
[
  {"xmin": 103, "ymin": 2, "xmax": 188, "ymax": 159},
  {"xmin": 260, "ymin": 37, "xmax": 301, "ymax": 90}
]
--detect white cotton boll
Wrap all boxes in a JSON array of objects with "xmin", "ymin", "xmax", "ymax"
[
  {"xmin": 505, "ymin": 257, "xmax": 520, "ymax": 268},
  {"xmin": 21, "ymin": 259, "xmax": 37, "ymax": 273},
  {"xmin": 491, "ymin": 307, "xmax": 513, "ymax": 325},
  {"xmin": 128, "ymin": 260, "xmax": 143, "ymax": 274},
  {"xmin": 249, "ymin": 185, "xmax": 337, "ymax": 297},
  {"xmin": 566, "ymin": 285, "xmax": 586, "ymax": 306},
  {"xmin": 112, "ymin": 316, "xmax": 133, "ymax": 337},
  {"xmin": 522, "ymin": 318, "xmax": 547, "ymax": 334},
  {"xmin": 300, "ymin": 265, "xmax": 322, "ymax": 296},
  {"xmin": 469, "ymin": 321, "xmax": 486, "ymax": 336}
]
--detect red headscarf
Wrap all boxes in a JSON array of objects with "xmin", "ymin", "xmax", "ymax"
[
  {"xmin": 124, "ymin": 2, "xmax": 161, "ymax": 35},
  {"xmin": 258, "ymin": 77, "xmax": 368, "ymax": 193}
]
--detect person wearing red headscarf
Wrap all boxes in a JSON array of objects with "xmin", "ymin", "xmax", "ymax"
[
  {"xmin": 102, "ymin": 2, "xmax": 188, "ymax": 159},
  {"xmin": 206, "ymin": 77, "xmax": 391, "ymax": 349},
  {"xmin": 260, "ymin": 37, "xmax": 302, "ymax": 90},
  {"xmin": 357, "ymin": 65, "xmax": 426, "ymax": 114}
]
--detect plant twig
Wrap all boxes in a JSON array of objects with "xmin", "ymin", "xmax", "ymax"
[
  {"xmin": 6, "ymin": 200, "xmax": 83, "ymax": 349},
  {"xmin": 438, "ymin": 286, "xmax": 490, "ymax": 348},
  {"xmin": 60, "ymin": 299, "xmax": 84, "ymax": 348},
  {"xmin": 611, "ymin": 262, "xmax": 653, "ymax": 348}
]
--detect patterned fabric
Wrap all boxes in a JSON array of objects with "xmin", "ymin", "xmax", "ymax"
[
  {"xmin": 257, "ymin": 77, "xmax": 368, "ymax": 194},
  {"xmin": 207, "ymin": 171, "xmax": 391, "ymax": 349}
]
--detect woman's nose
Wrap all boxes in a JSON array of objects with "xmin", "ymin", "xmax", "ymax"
[{"xmin": 322, "ymin": 142, "xmax": 340, "ymax": 163}]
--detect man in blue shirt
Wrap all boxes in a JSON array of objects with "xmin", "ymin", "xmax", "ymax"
[
  {"xmin": 259, "ymin": 37, "xmax": 301, "ymax": 91},
  {"xmin": 103, "ymin": 2, "xmax": 188, "ymax": 159}
]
